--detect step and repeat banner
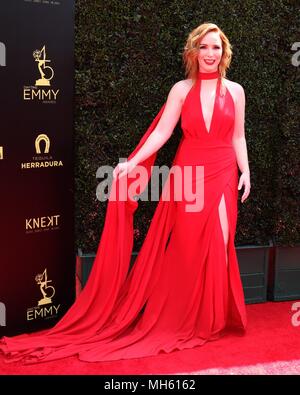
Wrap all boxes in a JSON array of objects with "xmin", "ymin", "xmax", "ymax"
[{"xmin": 0, "ymin": 0, "xmax": 75, "ymax": 336}]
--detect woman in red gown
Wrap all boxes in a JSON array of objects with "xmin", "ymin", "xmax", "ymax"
[{"xmin": 0, "ymin": 22, "xmax": 251, "ymax": 363}]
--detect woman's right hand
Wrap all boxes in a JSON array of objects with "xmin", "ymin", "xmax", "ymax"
[{"xmin": 113, "ymin": 159, "xmax": 137, "ymax": 180}]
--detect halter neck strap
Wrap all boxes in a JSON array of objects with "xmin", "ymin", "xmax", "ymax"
[{"xmin": 198, "ymin": 70, "xmax": 220, "ymax": 80}]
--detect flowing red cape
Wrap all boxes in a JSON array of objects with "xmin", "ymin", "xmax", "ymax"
[{"xmin": 0, "ymin": 102, "xmax": 180, "ymax": 362}]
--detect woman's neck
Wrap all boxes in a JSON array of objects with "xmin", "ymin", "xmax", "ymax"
[{"xmin": 198, "ymin": 70, "xmax": 219, "ymax": 80}]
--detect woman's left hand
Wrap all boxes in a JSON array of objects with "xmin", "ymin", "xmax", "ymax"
[{"xmin": 238, "ymin": 171, "xmax": 251, "ymax": 203}]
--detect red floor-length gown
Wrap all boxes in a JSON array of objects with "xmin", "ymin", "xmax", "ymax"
[{"xmin": 0, "ymin": 70, "xmax": 247, "ymax": 364}]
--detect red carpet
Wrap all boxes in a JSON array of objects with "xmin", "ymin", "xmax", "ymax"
[
  {"xmin": 179, "ymin": 359, "xmax": 300, "ymax": 374},
  {"xmin": 0, "ymin": 301, "xmax": 299, "ymax": 375}
]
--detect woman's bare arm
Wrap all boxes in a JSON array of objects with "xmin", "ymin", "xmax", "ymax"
[
  {"xmin": 231, "ymin": 82, "xmax": 251, "ymax": 202},
  {"xmin": 231, "ymin": 83, "xmax": 250, "ymax": 174},
  {"xmin": 129, "ymin": 81, "xmax": 187, "ymax": 166},
  {"xmin": 113, "ymin": 80, "xmax": 190, "ymax": 179}
]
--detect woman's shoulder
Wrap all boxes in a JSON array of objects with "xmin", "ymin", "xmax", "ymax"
[
  {"xmin": 174, "ymin": 78, "xmax": 194, "ymax": 91},
  {"xmin": 223, "ymin": 78, "xmax": 244, "ymax": 90},
  {"xmin": 169, "ymin": 78, "xmax": 194, "ymax": 103},
  {"xmin": 223, "ymin": 78, "xmax": 245, "ymax": 103}
]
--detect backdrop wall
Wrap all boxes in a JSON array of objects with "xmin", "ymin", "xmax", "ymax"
[{"xmin": 0, "ymin": 0, "xmax": 75, "ymax": 336}]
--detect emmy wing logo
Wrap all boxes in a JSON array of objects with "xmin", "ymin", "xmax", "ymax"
[
  {"xmin": 35, "ymin": 269, "xmax": 55, "ymax": 306},
  {"xmin": 27, "ymin": 268, "xmax": 61, "ymax": 321},
  {"xmin": 33, "ymin": 45, "xmax": 54, "ymax": 87},
  {"xmin": 23, "ymin": 45, "xmax": 59, "ymax": 102}
]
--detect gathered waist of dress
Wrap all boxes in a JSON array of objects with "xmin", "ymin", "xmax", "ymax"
[{"xmin": 181, "ymin": 137, "xmax": 234, "ymax": 150}]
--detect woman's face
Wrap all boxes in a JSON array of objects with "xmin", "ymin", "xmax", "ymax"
[{"xmin": 197, "ymin": 31, "xmax": 223, "ymax": 73}]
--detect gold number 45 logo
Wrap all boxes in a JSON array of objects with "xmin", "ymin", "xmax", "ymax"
[
  {"xmin": 33, "ymin": 45, "xmax": 54, "ymax": 87},
  {"xmin": 35, "ymin": 269, "xmax": 56, "ymax": 306}
]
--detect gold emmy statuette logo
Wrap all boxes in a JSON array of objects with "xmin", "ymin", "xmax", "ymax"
[
  {"xmin": 27, "ymin": 267, "xmax": 61, "ymax": 321},
  {"xmin": 35, "ymin": 134, "xmax": 50, "ymax": 154},
  {"xmin": 35, "ymin": 269, "xmax": 55, "ymax": 306},
  {"xmin": 33, "ymin": 45, "xmax": 54, "ymax": 87},
  {"xmin": 0, "ymin": 146, "xmax": 3, "ymax": 160},
  {"xmin": 23, "ymin": 45, "xmax": 59, "ymax": 102}
]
